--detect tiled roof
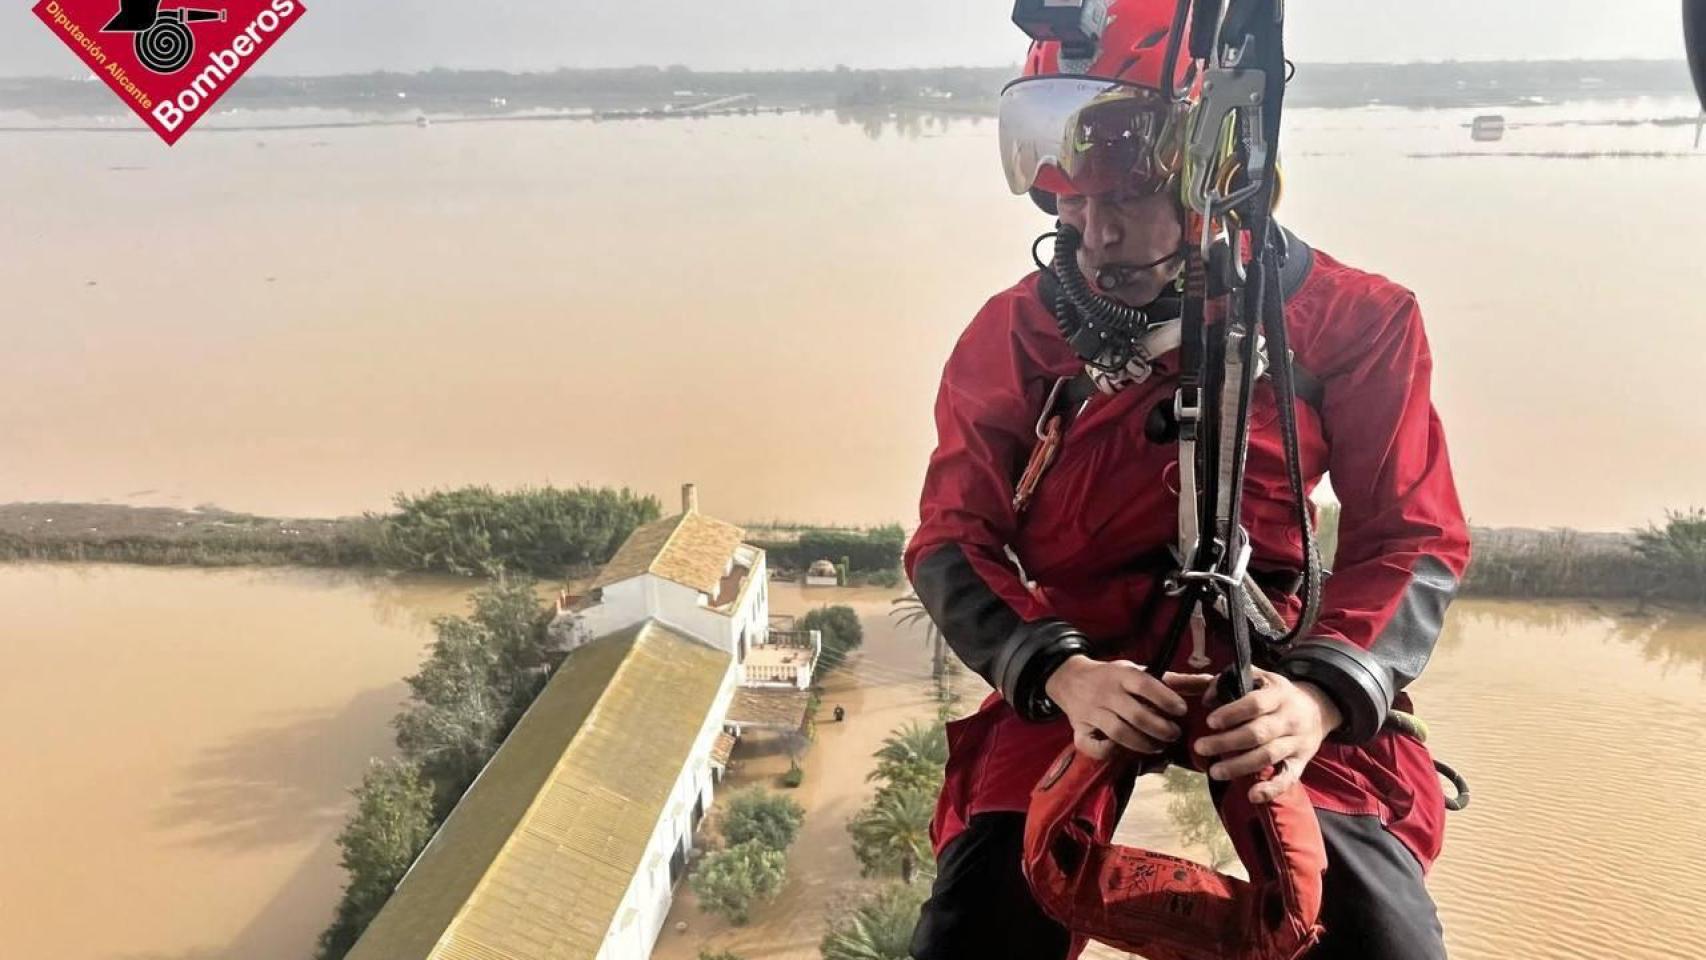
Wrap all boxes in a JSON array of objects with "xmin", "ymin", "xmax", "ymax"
[
  {"xmin": 590, "ymin": 511, "xmax": 748, "ymax": 595},
  {"xmin": 727, "ymin": 687, "xmax": 812, "ymax": 731},
  {"xmin": 345, "ymin": 620, "xmax": 732, "ymax": 960},
  {"xmin": 711, "ymin": 731, "xmax": 736, "ymax": 768}
]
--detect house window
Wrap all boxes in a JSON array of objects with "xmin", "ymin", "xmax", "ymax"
[{"xmin": 669, "ymin": 839, "xmax": 688, "ymax": 888}]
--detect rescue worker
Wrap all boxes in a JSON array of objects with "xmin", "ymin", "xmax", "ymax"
[{"xmin": 903, "ymin": 2, "xmax": 1471, "ymax": 957}]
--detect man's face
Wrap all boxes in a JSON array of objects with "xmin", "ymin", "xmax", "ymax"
[{"xmin": 1054, "ymin": 186, "xmax": 1184, "ymax": 307}]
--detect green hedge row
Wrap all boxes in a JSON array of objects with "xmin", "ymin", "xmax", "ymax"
[{"xmin": 749, "ymin": 525, "xmax": 906, "ymax": 574}]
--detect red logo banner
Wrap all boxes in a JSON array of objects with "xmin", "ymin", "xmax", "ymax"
[{"xmin": 32, "ymin": 0, "xmax": 308, "ymax": 145}]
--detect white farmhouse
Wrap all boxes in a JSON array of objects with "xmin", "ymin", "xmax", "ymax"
[
  {"xmin": 560, "ymin": 483, "xmax": 818, "ymax": 690},
  {"xmin": 346, "ymin": 484, "xmax": 821, "ymax": 960}
]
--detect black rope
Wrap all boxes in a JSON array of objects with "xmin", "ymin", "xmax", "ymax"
[
  {"xmin": 1437, "ymin": 759, "xmax": 1472, "ymax": 811},
  {"xmin": 1261, "ymin": 231, "xmax": 1322, "ymax": 643}
]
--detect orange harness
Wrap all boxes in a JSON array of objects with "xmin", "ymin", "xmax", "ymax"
[{"xmin": 1022, "ymin": 708, "xmax": 1327, "ymax": 960}]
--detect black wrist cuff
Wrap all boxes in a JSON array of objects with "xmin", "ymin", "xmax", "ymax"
[
  {"xmin": 1278, "ymin": 638, "xmax": 1395, "ymax": 745},
  {"xmin": 996, "ymin": 619, "xmax": 1089, "ymax": 722}
]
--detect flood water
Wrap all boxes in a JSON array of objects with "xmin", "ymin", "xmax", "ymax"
[
  {"xmin": 1, "ymin": 561, "xmax": 1700, "ymax": 960},
  {"xmin": 1101, "ymin": 596, "xmax": 1706, "ymax": 960},
  {"xmin": 0, "ymin": 564, "xmax": 474, "ymax": 960},
  {"xmin": 1416, "ymin": 598, "xmax": 1706, "ymax": 959},
  {"xmin": 3, "ymin": 95, "xmax": 1705, "ymax": 959},
  {"xmin": 1, "ymin": 98, "xmax": 1703, "ymax": 531}
]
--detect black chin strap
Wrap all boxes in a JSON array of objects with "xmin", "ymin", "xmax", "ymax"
[{"xmin": 1034, "ymin": 225, "xmax": 1178, "ymax": 372}]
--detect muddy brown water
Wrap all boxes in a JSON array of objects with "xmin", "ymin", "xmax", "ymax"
[
  {"xmin": 2, "ymin": 100, "xmax": 1703, "ymax": 531},
  {"xmin": 5, "ymin": 564, "xmax": 1697, "ymax": 959},
  {"xmin": 4, "ymin": 87, "xmax": 1705, "ymax": 960},
  {"xmin": 0, "ymin": 564, "xmax": 474, "ymax": 960}
]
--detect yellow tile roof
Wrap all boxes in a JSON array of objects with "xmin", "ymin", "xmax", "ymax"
[
  {"xmin": 590, "ymin": 510, "xmax": 748, "ymax": 595},
  {"xmin": 711, "ymin": 731, "xmax": 736, "ymax": 768},
  {"xmin": 346, "ymin": 620, "xmax": 733, "ymax": 960},
  {"xmin": 728, "ymin": 687, "xmax": 812, "ymax": 731}
]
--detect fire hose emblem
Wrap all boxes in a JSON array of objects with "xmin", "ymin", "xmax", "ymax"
[
  {"xmin": 33, "ymin": 0, "xmax": 307, "ymax": 143},
  {"xmin": 101, "ymin": 0, "xmax": 227, "ymax": 74}
]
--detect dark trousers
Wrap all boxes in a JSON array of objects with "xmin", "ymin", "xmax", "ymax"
[{"xmin": 910, "ymin": 810, "xmax": 1446, "ymax": 960}]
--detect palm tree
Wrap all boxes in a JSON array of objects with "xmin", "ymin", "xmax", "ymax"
[
  {"xmin": 821, "ymin": 883, "xmax": 929, "ymax": 960},
  {"xmin": 869, "ymin": 720, "xmax": 947, "ymax": 789},
  {"xmin": 849, "ymin": 781, "xmax": 936, "ymax": 885},
  {"xmin": 890, "ymin": 593, "xmax": 948, "ymax": 698}
]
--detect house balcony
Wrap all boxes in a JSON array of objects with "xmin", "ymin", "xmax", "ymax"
[{"xmin": 740, "ymin": 629, "xmax": 820, "ymax": 689}]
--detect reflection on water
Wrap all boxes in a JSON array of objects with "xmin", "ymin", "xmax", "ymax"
[
  {"xmin": 1417, "ymin": 599, "xmax": 1706, "ymax": 958},
  {"xmin": 832, "ymin": 106, "xmax": 987, "ymax": 142},
  {"xmin": 1452, "ymin": 596, "xmax": 1706, "ymax": 678},
  {"xmin": 0, "ymin": 564, "xmax": 472, "ymax": 960},
  {"xmin": 152, "ymin": 687, "xmax": 405, "ymax": 851},
  {"xmin": 1607, "ymin": 612, "xmax": 1706, "ymax": 679},
  {"xmin": 1, "ymin": 100, "xmax": 1702, "ymax": 530}
]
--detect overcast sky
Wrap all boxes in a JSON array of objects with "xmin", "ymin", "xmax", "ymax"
[{"xmin": 4, "ymin": 0, "xmax": 1691, "ymax": 77}]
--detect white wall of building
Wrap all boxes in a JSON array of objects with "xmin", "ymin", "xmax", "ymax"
[
  {"xmin": 728, "ymin": 550, "xmax": 770, "ymax": 655},
  {"xmin": 565, "ymin": 549, "xmax": 773, "ymax": 676},
  {"xmin": 555, "ymin": 541, "xmax": 780, "ymax": 959},
  {"xmin": 649, "ymin": 577, "xmax": 734, "ymax": 655},
  {"xmin": 618, "ymin": 559, "xmax": 770, "ymax": 663},
  {"xmin": 569, "ymin": 577, "xmax": 651, "ymax": 645},
  {"xmin": 594, "ymin": 655, "xmax": 739, "ymax": 960}
]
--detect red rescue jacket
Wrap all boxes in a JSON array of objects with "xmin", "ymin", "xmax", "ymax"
[{"xmin": 905, "ymin": 238, "xmax": 1470, "ymax": 872}]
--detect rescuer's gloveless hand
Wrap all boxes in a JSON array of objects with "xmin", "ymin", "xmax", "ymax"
[
  {"xmin": 1194, "ymin": 668, "xmax": 1346, "ymax": 804},
  {"xmin": 1043, "ymin": 655, "xmax": 1201, "ymax": 761}
]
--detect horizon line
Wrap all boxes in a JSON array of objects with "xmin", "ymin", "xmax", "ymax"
[{"xmin": 0, "ymin": 55, "xmax": 1691, "ymax": 83}]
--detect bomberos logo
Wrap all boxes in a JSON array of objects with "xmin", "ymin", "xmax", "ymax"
[{"xmin": 32, "ymin": 0, "xmax": 307, "ymax": 145}]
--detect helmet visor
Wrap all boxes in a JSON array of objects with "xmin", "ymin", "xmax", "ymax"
[{"xmin": 998, "ymin": 76, "xmax": 1182, "ymax": 196}]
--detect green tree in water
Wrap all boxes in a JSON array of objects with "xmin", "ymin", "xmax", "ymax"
[
  {"xmin": 1633, "ymin": 508, "xmax": 1706, "ymax": 606},
  {"xmin": 723, "ymin": 788, "xmax": 805, "ymax": 852},
  {"xmin": 1162, "ymin": 766, "xmax": 1237, "ymax": 870},
  {"xmin": 391, "ymin": 617, "xmax": 504, "ymax": 814},
  {"xmin": 820, "ymin": 883, "xmax": 928, "ymax": 960},
  {"xmin": 393, "ymin": 577, "xmax": 554, "ymax": 814},
  {"xmin": 692, "ymin": 841, "xmax": 787, "ymax": 925},
  {"xmin": 315, "ymin": 760, "xmax": 435, "ymax": 959},
  {"xmin": 462, "ymin": 575, "xmax": 558, "ymax": 723},
  {"xmin": 318, "ymin": 578, "xmax": 556, "ymax": 956},
  {"xmin": 375, "ymin": 484, "xmax": 661, "ymax": 577},
  {"xmin": 848, "ymin": 717, "xmax": 946, "ymax": 885},
  {"xmin": 848, "ymin": 780, "xmax": 936, "ymax": 885},
  {"xmin": 801, "ymin": 604, "xmax": 864, "ymax": 674},
  {"xmin": 868, "ymin": 719, "xmax": 947, "ymax": 790}
]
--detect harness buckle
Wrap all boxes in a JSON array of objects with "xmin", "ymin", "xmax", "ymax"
[{"xmin": 1174, "ymin": 386, "xmax": 1201, "ymax": 423}]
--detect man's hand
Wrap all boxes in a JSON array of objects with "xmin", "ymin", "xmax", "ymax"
[
  {"xmin": 1194, "ymin": 667, "xmax": 1344, "ymax": 804},
  {"xmin": 1043, "ymin": 655, "xmax": 1202, "ymax": 762}
]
